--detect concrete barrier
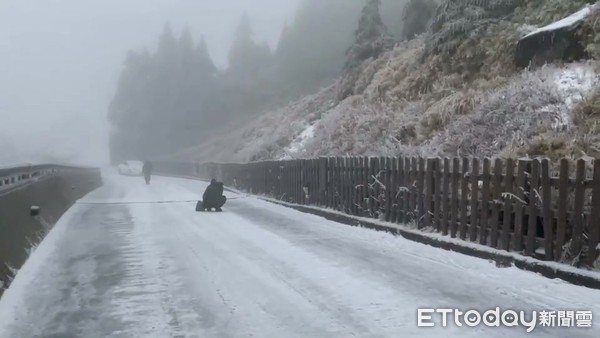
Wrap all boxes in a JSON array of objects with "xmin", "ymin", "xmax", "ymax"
[{"xmin": 0, "ymin": 167, "xmax": 102, "ymax": 297}]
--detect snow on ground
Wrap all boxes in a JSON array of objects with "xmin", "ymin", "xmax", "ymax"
[
  {"xmin": 1, "ymin": 173, "xmax": 600, "ymax": 337},
  {"xmin": 549, "ymin": 62, "xmax": 599, "ymax": 131},
  {"xmin": 555, "ymin": 62, "xmax": 598, "ymax": 109},
  {"xmin": 282, "ymin": 124, "xmax": 316, "ymax": 159}
]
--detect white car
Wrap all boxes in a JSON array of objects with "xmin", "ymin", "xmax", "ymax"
[{"xmin": 117, "ymin": 160, "xmax": 143, "ymax": 176}]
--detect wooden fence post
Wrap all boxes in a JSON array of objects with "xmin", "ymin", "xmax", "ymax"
[
  {"xmin": 586, "ymin": 160, "xmax": 600, "ymax": 266},
  {"xmin": 501, "ymin": 158, "xmax": 514, "ymax": 251},
  {"xmin": 337, "ymin": 157, "xmax": 342, "ymax": 210},
  {"xmin": 459, "ymin": 158, "xmax": 469, "ymax": 240},
  {"xmin": 390, "ymin": 158, "xmax": 397, "ymax": 220},
  {"xmin": 376, "ymin": 157, "xmax": 385, "ymax": 217},
  {"xmin": 490, "ymin": 158, "xmax": 503, "ymax": 249},
  {"xmin": 513, "ymin": 159, "xmax": 528, "ymax": 252},
  {"xmin": 541, "ymin": 159, "xmax": 553, "ymax": 260},
  {"xmin": 367, "ymin": 157, "xmax": 375, "ymax": 217},
  {"xmin": 525, "ymin": 159, "xmax": 540, "ymax": 256},
  {"xmin": 385, "ymin": 157, "xmax": 392, "ymax": 222},
  {"xmin": 450, "ymin": 158, "xmax": 460, "ymax": 238},
  {"xmin": 319, "ymin": 157, "xmax": 327, "ymax": 206},
  {"xmin": 571, "ymin": 159, "xmax": 586, "ymax": 258},
  {"xmin": 394, "ymin": 157, "xmax": 406, "ymax": 223},
  {"xmin": 403, "ymin": 157, "xmax": 411, "ymax": 224},
  {"xmin": 340, "ymin": 158, "xmax": 347, "ymax": 212},
  {"xmin": 353, "ymin": 157, "xmax": 360, "ymax": 216},
  {"xmin": 327, "ymin": 157, "xmax": 336, "ymax": 210},
  {"xmin": 469, "ymin": 158, "xmax": 480, "ymax": 242},
  {"xmin": 314, "ymin": 159, "xmax": 318, "ymax": 205},
  {"xmin": 433, "ymin": 158, "xmax": 442, "ymax": 232},
  {"xmin": 417, "ymin": 158, "xmax": 426, "ymax": 227},
  {"xmin": 442, "ymin": 158, "xmax": 451, "ymax": 235},
  {"xmin": 554, "ymin": 159, "xmax": 569, "ymax": 261},
  {"xmin": 480, "ymin": 158, "xmax": 491, "ymax": 246},
  {"xmin": 346, "ymin": 157, "xmax": 352, "ymax": 213},
  {"xmin": 424, "ymin": 158, "xmax": 434, "ymax": 227}
]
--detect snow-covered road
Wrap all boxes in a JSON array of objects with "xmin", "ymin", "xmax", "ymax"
[{"xmin": 1, "ymin": 173, "xmax": 599, "ymax": 337}]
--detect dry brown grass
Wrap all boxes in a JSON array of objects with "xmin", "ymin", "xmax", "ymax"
[
  {"xmin": 505, "ymin": 131, "xmax": 600, "ymax": 163},
  {"xmin": 573, "ymin": 88, "xmax": 600, "ymax": 132},
  {"xmin": 418, "ymin": 91, "xmax": 480, "ymax": 140},
  {"xmin": 515, "ymin": 134, "xmax": 571, "ymax": 159},
  {"xmin": 579, "ymin": 5, "xmax": 600, "ymax": 59}
]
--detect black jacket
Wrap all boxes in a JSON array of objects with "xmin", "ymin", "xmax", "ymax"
[{"xmin": 203, "ymin": 181, "xmax": 224, "ymax": 203}]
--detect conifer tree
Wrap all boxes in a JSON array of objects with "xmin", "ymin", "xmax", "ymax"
[{"xmin": 345, "ymin": 0, "xmax": 394, "ymax": 70}]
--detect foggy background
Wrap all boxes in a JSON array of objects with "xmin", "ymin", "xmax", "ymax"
[{"xmin": 0, "ymin": 0, "xmax": 298, "ymax": 166}]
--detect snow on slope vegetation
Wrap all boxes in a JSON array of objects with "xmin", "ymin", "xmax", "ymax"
[{"xmin": 175, "ymin": 1, "xmax": 600, "ymax": 164}]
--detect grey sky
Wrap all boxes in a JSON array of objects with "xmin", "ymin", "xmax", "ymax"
[{"xmin": 0, "ymin": 0, "xmax": 299, "ymax": 166}]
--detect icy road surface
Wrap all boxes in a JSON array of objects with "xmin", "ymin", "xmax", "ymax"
[{"xmin": 1, "ymin": 174, "xmax": 599, "ymax": 337}]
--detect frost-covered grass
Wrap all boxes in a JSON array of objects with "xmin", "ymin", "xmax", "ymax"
[
  {"xmin": 425, "ymin": 62, "xmax": 599, "ymax": 158},
  {"xmin": 174, "ymin": 3, "xmax": 600, "ymax": 164},
  {"xmin": 177, "ymin": 59, "xmax": 598, "ymax": 163}
]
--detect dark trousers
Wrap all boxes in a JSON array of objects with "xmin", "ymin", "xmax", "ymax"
[{"xmin": 202, "ymin": 196, "xmax": 227, "ymax": 210}]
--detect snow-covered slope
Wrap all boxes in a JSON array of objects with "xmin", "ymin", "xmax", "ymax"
[{"xmin": 174, "ymin": 3, "xmax": 600, "ymax": 163}]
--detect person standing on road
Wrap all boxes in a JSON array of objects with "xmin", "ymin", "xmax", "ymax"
[{"xmin": 142, "ymin": 160, "xmax": 153, "ymax": 185}]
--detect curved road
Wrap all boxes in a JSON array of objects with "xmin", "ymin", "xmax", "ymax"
[{"xmin": 0, "ymin": 173, "xmax": 599, "ymax": 337}]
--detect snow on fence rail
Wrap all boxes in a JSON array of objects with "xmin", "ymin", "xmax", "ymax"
[
  {"xmin": 154, "ymin": 157, "xmax": 600, "ymax": 268},
  {"xmin": 0, "ymin": 164, "xmax": 85, "ymax": 194}
]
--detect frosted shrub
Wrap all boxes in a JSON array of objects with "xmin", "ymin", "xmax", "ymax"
[{"xmin": 426, "ymin": 68, "xmax": 566, "ymax": 158}]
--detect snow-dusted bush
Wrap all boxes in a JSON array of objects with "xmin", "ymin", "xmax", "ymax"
[
  {"xmin": 417, "ymin": 91, "xmax": 480, "ymax": 140},
  {"xmin": 424, "ymin": 62, "xmax": 598, "ymax": 158},
  {"xmin": 303, "ymin": 98, "xmax": 426, "ymax": 158},
  {"xmin": 573, "ymin": 88, "xmax": 600, "ymax": 131},
  {"xmin": 579, "ymin": 4, "xmax": 600, "ymax": 60},
  {"xmin": 426, "ymin": 67, "xmax": 567, "ymax": 158}
]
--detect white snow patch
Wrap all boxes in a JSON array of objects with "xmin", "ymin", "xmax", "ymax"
[
  {"xmin": 555, "ymin": 64, "xmax": 597, "ymax": 109},
  {"xmin": 282, "ymin": 124, "xmax": 316, "ymax": 158},
  {"xmin": 0, "ymin": 205, "xmax": 82, "ymax": 335},
  {"xmin": 545, "ymin": 63, "xmax": 599, "ymax": 131},
  {"xmin": 523, "ymin": 5, "xmax": 594, "ymax": 39}
]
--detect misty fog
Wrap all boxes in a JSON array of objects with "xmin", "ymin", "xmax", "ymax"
[{"xmin": 0, "ymin": 0, "xmax": 298, "ymax": 166}]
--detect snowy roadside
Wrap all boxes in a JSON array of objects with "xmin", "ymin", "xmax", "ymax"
[
  {"xmin": 3, "ymin": 174, "xmax": 600, "ymax": 336},
  {"xmin": 264, "ymin": 197, "xmax": 600, "ymax": 285},
  {"xmin": 212, "ymin": 180, "xmax": 600, "ymax": 288}
]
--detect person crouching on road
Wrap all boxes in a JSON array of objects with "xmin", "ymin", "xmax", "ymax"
[{"xmin": 202, "ymin": 179, "xmax": 227, "ymax": 211}]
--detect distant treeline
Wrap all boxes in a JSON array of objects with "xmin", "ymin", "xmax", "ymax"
[{"xmin": 108, "ymin": 0, "xmax": 434, "ymax": 163}]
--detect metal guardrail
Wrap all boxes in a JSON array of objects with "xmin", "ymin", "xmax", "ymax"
[{"xmin": 0, "ymin": 164, "xmax": 88, "ymax": 194}]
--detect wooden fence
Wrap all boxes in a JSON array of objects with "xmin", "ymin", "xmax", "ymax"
[{"xmin": 155, "ymin": 156, "xmax": 600, "ymax": 267}]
